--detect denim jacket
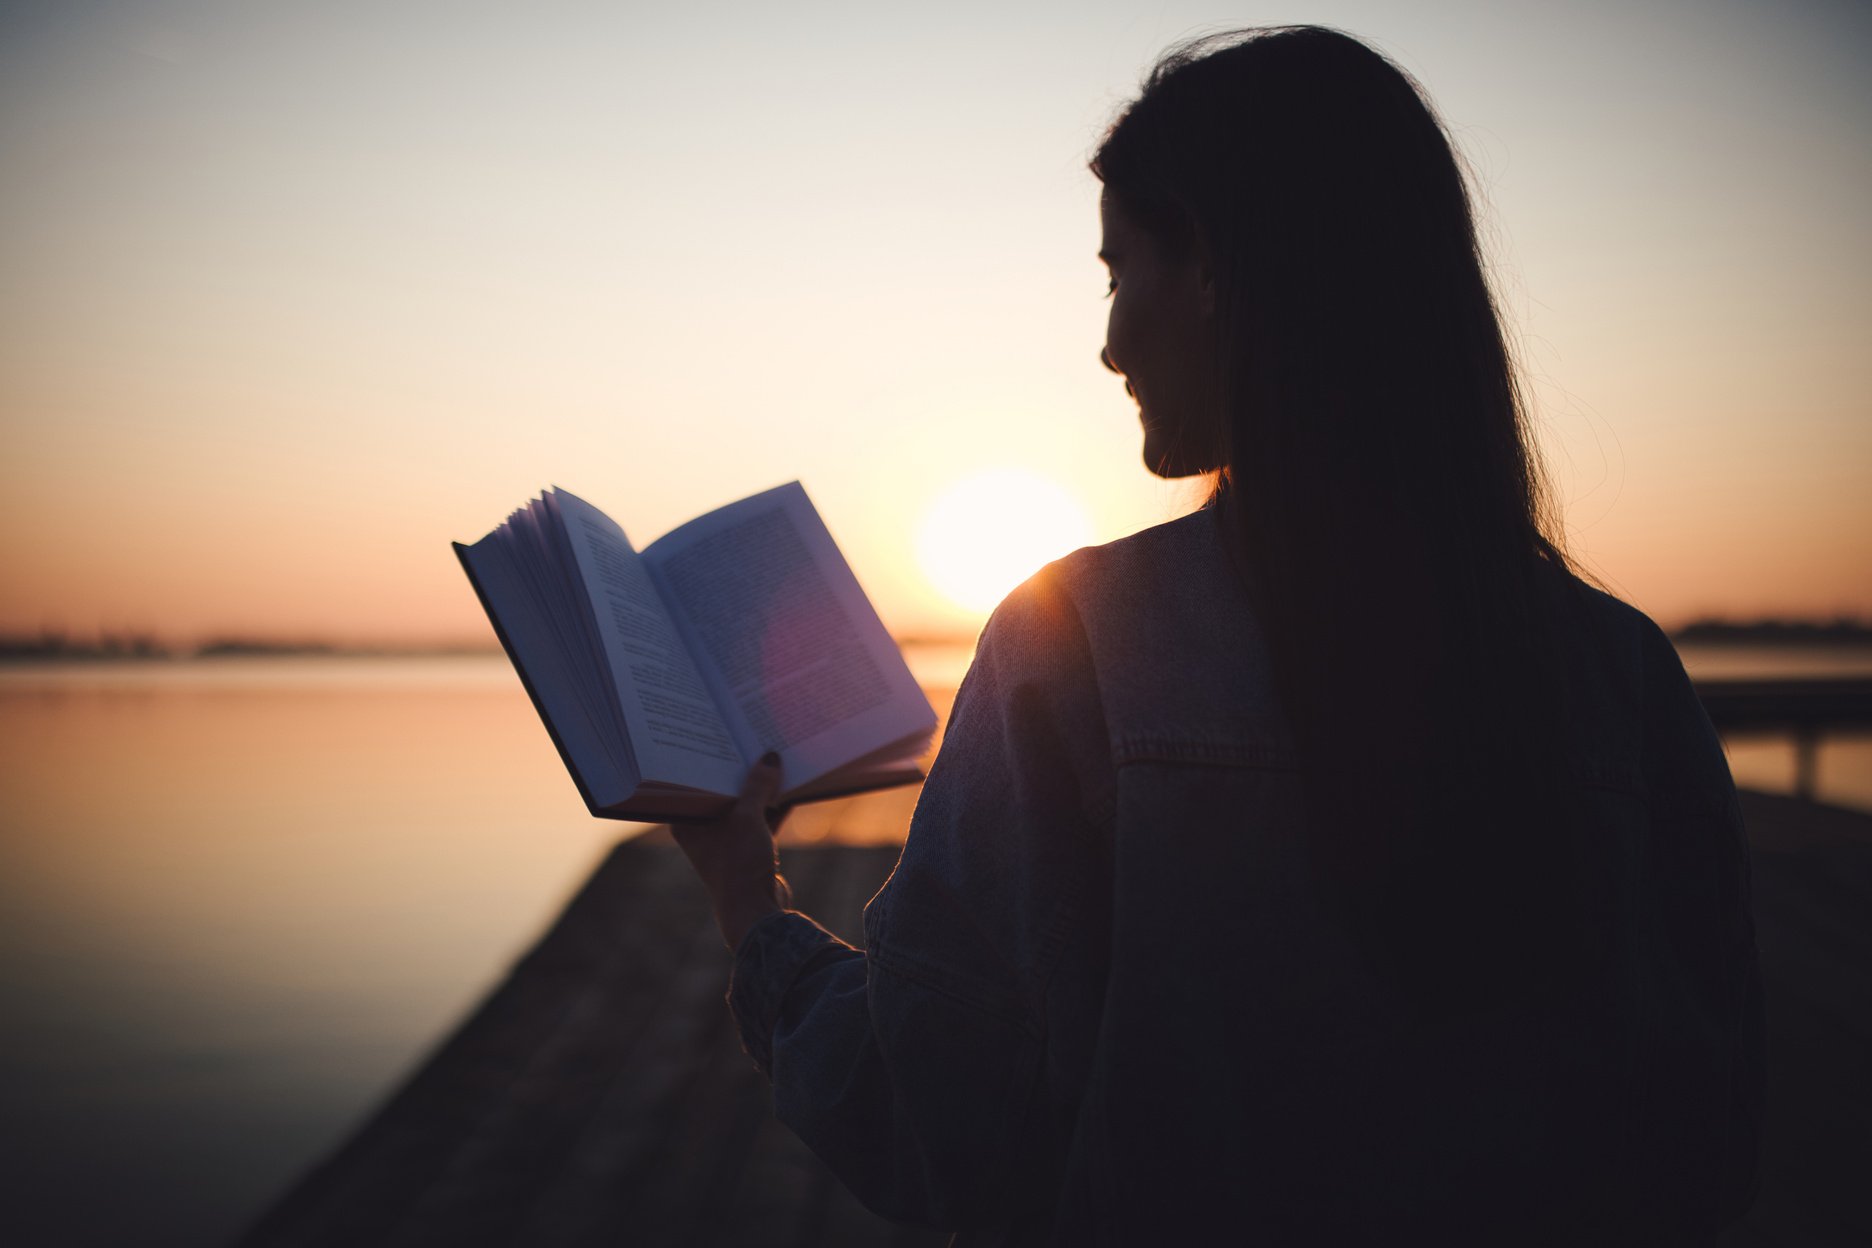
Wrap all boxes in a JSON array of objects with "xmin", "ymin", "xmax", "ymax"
[{"xmin": 729, "ymin": 509, "xmax": 1762, "ymax": 1244}]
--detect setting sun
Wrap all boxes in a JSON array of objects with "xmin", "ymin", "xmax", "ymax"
[{"xmin": 915, "ymin": 468, "xmax": 1096, "ymax": 616}]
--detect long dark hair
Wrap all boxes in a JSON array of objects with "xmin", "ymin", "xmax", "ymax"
[{"xmin": 1094, "ymin": 27, "xmax": 1594, "ymax": 1012}]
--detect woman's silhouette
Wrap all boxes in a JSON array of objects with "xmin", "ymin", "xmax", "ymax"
[{"xmin": 675, "ymin": 26, "xmax": 1761, "ymax": 1244}]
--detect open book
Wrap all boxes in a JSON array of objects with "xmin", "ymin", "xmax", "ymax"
[{"xmin": 455, "ymin": 482, "xmax": 937, "ymax": 822}]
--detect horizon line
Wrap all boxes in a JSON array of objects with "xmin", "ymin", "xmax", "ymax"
[{"xmin": 4, "ymin": 615, "xmax": 1872, "ymax": 662}]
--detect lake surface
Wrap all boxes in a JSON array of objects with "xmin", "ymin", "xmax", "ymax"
[{"xmin": 0, "ymin": 644, "xmax": 1867, "ymax": 1246}]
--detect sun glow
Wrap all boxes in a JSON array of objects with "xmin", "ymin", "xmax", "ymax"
[{"xmin": 916, "ymin": 468, "xmax": 1096, "ymax": 617}]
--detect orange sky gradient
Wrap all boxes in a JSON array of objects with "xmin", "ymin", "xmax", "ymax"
[{"xmin": 2, "ymin": 0, "xmax": 1868, "ymax": 644}]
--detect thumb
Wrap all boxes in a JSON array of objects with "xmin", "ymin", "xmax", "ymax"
[{"xmin": 735, "ymin": 750, "xmax": 785, "ymax": 815}]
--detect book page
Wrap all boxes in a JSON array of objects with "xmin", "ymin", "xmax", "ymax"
[
  {"xmin": 507, "ymin": 498, "xmax": 625, "ymax": 748},
  {"xmin": 642, "ymin": 482, "xmax": 936, "ymax": 788},
  {"xmin": 456, "ymin": 535, "xmax": 633, "ymax": 810},
  {"xmin": 551, "ymin": 489, "xmax": 744, "ymax": 795}
]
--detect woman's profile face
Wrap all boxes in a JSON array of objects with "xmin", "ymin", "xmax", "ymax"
[{"xmin": 1098, "ymin": 190, "xmax": 1221, "ymax": 478}]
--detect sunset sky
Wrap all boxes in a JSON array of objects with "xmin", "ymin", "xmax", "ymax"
[{"xmin": 2, "ymin": 0, "xmax": 1867, "ymax": 643}]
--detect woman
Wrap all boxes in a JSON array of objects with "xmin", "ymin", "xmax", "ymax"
[{"xmin": 676, "ymin": 26, "xmax": 1761, "ymax": 1244}]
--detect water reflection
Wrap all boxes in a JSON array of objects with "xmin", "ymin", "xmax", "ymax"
[{"xmin": 0, "ymin": 661, "xmax": 623, "ymax": 1247}]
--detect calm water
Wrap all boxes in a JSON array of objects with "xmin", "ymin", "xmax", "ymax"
[{"xmin": 0, "ymin": 645, "xmax": 1866, "ymax": 1246}]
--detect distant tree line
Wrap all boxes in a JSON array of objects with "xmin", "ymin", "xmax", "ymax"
[
  {"xmin": 4, "ymin": 619, "xmax": 1866, "ymax": 661},
  {"xmin": 1674, "ymin": 617, "xmax": 1872, "ymax": 646},
  {"xmin": 0, "ymin": 632, "xmax": 496, "ymax": 661},
  {"xmin": 0, "ymin": 631, "xmax": 169, "ymax": 660}
]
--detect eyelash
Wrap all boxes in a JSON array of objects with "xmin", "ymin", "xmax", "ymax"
[{"xmin": 1103, "ymin": 278, "xmax": 1117, "ymax": 299}]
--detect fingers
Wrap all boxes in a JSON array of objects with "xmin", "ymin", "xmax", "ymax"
[{"xmin": 734, "ymin": 750, "xmax": 785, "ymax": 819}]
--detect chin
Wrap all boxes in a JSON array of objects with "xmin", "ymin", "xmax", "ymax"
[{"xmin": 1143, "ymin": 438, "xmax": 1217, "ymax": 480}]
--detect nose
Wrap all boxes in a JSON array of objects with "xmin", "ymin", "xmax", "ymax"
[{"xmin": 1100, "ymin": 346, "xmax": 1119, "ymax": 374}]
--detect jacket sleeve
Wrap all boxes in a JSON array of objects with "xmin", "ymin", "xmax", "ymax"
[
  {"xmin": 726, "ymin": 566, "xmax": 1114, "ymax": 1230},
  {"xmin": 1637, "ymin": 620, "xmax": 1765, "ymax": 1231}
]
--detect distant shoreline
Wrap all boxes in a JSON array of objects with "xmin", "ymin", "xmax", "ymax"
[
  {"xmin": 1674, "ymin": 620, "xmax": 1872, "ymax": 647},
  {"xmin": 0, "ymin": 641, "xmax": 503, "ymax": 663},
  {"xmin": 3, "ymin": 620, "xmax": 1866, "ymax": 664},
  {"xmin": 0, "ymin": 636, "xmax": 981, "ymax": 663}
]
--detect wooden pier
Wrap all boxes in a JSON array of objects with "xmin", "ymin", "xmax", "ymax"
[
  {"xmin": 238, "ymin": 788, "xmax": 1870, "ymax": 1246},
  {"xmin": 1699, "ymin": 677, "xmax": 1872, "ymax": 801},
  {"xmin": 236, "ymin": 832, "xmax": 945, "ymax": 1248}
]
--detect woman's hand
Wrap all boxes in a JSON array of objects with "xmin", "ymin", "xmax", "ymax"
[{"xmin": 671, "ymin": 752, "xmax": 794, "ymax": 950}]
